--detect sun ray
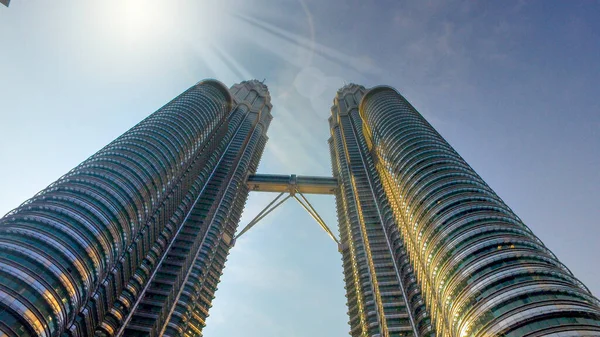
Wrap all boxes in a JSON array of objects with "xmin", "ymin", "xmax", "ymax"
[
  {"xmin": 191, "ymin": 42, "xmax": 240, "ymax": 84},
  {"xmin": 213, "ymin": 42, "xmax": 255, "ymax": 81},
  {"xmin": 236, "ymin": 13, "xmax": 381, "ymax": 75}
]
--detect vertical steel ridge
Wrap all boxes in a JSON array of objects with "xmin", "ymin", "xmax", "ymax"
[
  {"xmin": 359, "ymin": 86, "xmax": 600, "ymax": 336},
  {"xmin": 329, "ymin": 85, "xmax": 373, "ymax": 337},
  {"xmin": 111, "ymin": 79, "xmax": 272, "ymax": 337},
  {"xmin": 163, "ymin": 80, "xmax": 272, "ymax": 337},
  {"xmin": 329, "ymin": 84, "xmax": 433, "ymax": 337},
  {"xmin": 116, "ymin": 104, "xmax": 252, "ymax": 336},
  {"xmin": 1, "ymin": 74, "xmax": 598, "ymax": 337},
  {"xmin": 0, "ymin": 80, "xmax": 232, "ymax": 337}
]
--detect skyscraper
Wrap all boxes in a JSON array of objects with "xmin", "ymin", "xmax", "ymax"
[
  {"xmin": 329, "ymin": 84, "xmax": 434, "ymax": 337},
  {"xmin": 0, "ymin": 79, "xmax": 272, "ymax": 337},
  {"xmin": 330, "ymin": 84, "xmax": 600, "ymax": 337},
  {"xmin": 1, "ymin": 79, "xmax": 599, "ymax": 337}
]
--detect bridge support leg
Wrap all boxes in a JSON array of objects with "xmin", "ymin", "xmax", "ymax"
[
  {"xmin": 235, "ymin": 192, "xmax": 290, "ymax": 240},
  {"xmin": 234, "ymin": 190, "xmax": 341, "ymax": 251},
  {"xmin": 293, "ymin": 191, "xmax": 340, "ymax": 246}
]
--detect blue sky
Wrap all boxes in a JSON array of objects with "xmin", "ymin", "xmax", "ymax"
[{"xmin": 1, "ymin": 1, "xmax": 599, "ymax": 336}]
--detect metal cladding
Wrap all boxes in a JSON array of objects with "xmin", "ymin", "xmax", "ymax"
[
  {"xmin": 160, "ymin": 79, "xmax": 271, "ymax": 337},
  {"xmin": 1, "ymin": 76, "xmax": 599, "ymax": 337},
  {"xmin": 246, "ymin": 174, "xmax": 338, "ymax": 195},
  {"xmin": 329, "ymin": 84, "xmax": 434, "ymax": 337},
  {"xmin": 357, "ymin": 86, "xmax": 600, "ymax": 336},
  {"xmin": 0, "ymin": 79, "xmax": 271, "ymax": 337}
]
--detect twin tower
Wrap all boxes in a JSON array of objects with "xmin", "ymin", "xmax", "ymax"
[{"xmin": 0, "ymin": 79, "xmax": 599, "ymax": 337}]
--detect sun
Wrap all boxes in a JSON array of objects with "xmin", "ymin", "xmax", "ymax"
[
  {"xmin": 108, "ymin": 0, "xmax": 227, "ymax": 44},
  {"xmin": 117, "ymin": 0, "xmax": 174, "ymax": 42},
  {"xmin": 122, "ymin": 0, "xmax": 159, "ymax": 40}
]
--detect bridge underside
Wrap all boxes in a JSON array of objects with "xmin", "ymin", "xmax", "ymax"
[
  {"xmin": 237, "ymin": 174, "xmax": 340, "ymax": 247},
  {"xmin": 246, "ymin": 174, "xmax": 337, "ymax": 194}
]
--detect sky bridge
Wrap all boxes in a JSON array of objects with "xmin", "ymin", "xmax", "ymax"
[
  {"xmin": 236, "ymin": 174, "xmax": 341, "ymax": 248},
  {"xmin": 246, "ymin": 174, "xmax": 337, "ymax": 195}
]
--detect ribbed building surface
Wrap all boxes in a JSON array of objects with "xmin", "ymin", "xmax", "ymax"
[
  {"xmin": 333, "ymin": 83, "xmax": 600, "ymax": 337},
  {"xmin": 159, "ymin": 80, "xmax": 271, "ymax": 337},
  {"xmin": 1, "ymin": 77, "xmax": 599, "ymax": 337},
  {"xmin": 329, "ymin": 84, "xmax": 434, "ymax": 337},
  {"xmin": 0, "ymin": 79, "xmax": 271, "ymax": 337}
]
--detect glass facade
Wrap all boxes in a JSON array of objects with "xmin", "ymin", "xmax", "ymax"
[
  {"xmin": 329, "ymin": 84, "xmax": 434, "ymax": 337},
  {"xmin": 330, "ymin": 84, "xmax": 600, "ymax": 337},
  {"xmin": 1, "ymin": 78, "xmax": 598, "ymax": 337},
  {"xmin": 0, "ymin": 79, "xmax": 272, "ymax": 337}
]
